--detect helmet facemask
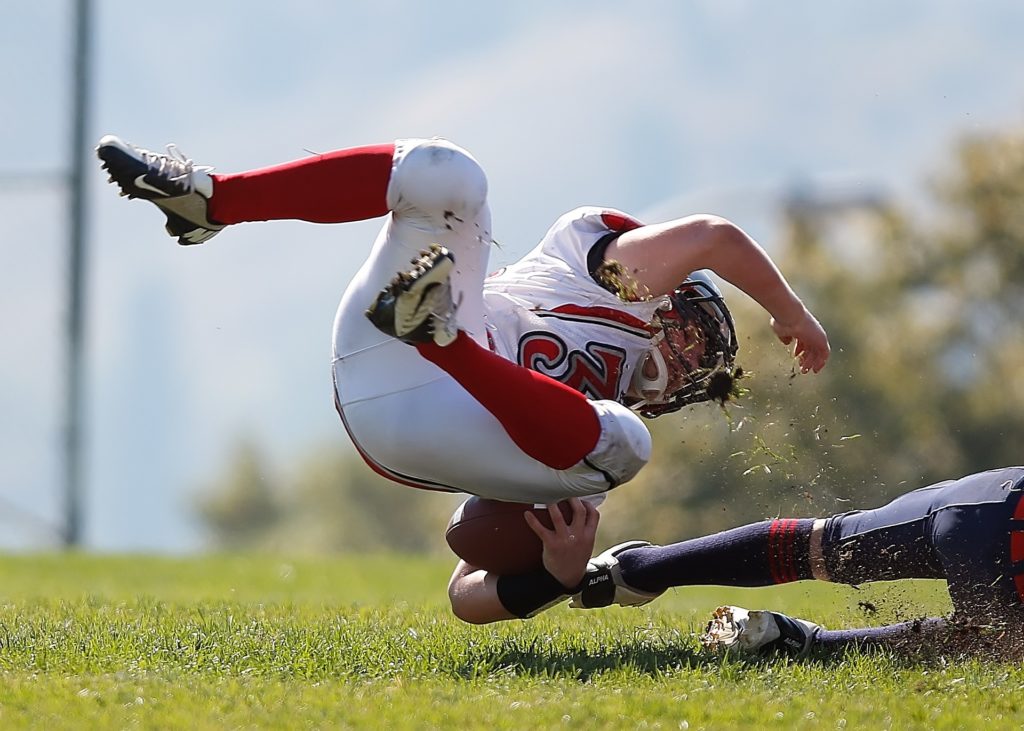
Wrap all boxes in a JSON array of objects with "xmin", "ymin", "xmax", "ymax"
[{"xmin": 628, "ymin": 272, "xmax": 739, "ymax": 418}]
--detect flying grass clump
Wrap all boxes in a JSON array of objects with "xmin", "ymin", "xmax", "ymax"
[
  {"xmin": 593, "ymin": 259, "xmax": 650, "ymax": 302},
  {"xmin": 707, "ymin": 365, "xmax": 748, "ymax": 406}
]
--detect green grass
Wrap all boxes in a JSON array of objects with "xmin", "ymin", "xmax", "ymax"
[{"xmin": 0, "ymin": 553, "xmax": 1020, "ymax": 729}]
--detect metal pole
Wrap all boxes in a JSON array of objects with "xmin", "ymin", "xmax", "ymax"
[{"xmin": 64, "ymin": 0, "xmax": 92, "ymax": 547}]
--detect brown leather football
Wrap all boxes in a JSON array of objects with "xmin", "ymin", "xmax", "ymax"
[{"xmin": 445, "ymin": 496, "xmax": 574, "ymax": 574}]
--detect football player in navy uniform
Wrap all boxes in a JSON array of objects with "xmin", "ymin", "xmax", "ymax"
[
  {"xmin": 461, "ymin": 467, "xmax": 1024, "ymax": 656},
  {"xmin": 694, "ymin": 466, "xmax": 1024, "ymax": 656}
]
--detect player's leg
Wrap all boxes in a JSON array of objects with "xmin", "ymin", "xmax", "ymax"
[
  {"xmin": 337, "ymin": 138, "xmax": 494, "ymax": 350},
  {"xmin": 574, "ymin": 477, "xmax": 985, "ymax": 611},
  {"xmin": 336, "ymin": 141, "xmax": 650, "ymax": 492},
  {"xmin": 702, "ymin": 606, "xmax": 948, "ymax": 657},
  {"xmin": 97, "ymin": 135, "xmax": 396, "ymax": 244},
  {"xmin": 100, "ymin": 134, "xmax": 499, "ymax": 404},
  {"xmin": 816, "ymin": 484, "xmax": 952, "ymax": 585},
  {"xmin": 572, "ymin": 474, "xmax": 993, "ymax": 610},
  {"xmin": 571, "ymin": 519, "xmax": 818, "ymax": 609},
  {"xmin": 412, "ymin": 333, "xmax": 604, "ymax": 470},
  {"xmin": 627, "ymin": 519, "xmax": 817, "ymax": 588},
  {"xmin": 577, "ymin": 477, "xmax": 999, "ymax": 612},
  {"xmin": 338, "ymin": 377, "xmax": 649, "ymax": 501},
  {"xmin": 928, "ymin": 471, "xmax": 1024, "ymax": 622},
  {"xmin": 817, "ymin": 612, "xmax": 1024, "ymax": 658},
  {"xmin": 207, "ymin": 144, "xmax": 395, "ymax": 224},
  {"xmin": 812, "ymin": 618, "xmax": 949, "ymax": 652},
  {"xmin": 703, "ymin": 605, "xmax": 1015, "ymax": 658},
  {"xmin": 712, "ymin": 470, "xmax": 1024, "ymax": 657},
  {"xmin": 822, "ymin": 468, "xmax": 1024, "ymax": 608},
  {"xmin": 349, "ymin": 279, "xmax": 650, "ymax": 493}
]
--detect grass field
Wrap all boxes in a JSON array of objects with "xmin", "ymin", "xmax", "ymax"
[{"xmin": 0, "ymin": 553, "xmax": 1021, "ymax": 730}]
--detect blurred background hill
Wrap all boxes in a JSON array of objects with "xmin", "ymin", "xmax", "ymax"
[{"xmin": 4, "ymin": 1, "xmax": 1024, "ymax": 554}]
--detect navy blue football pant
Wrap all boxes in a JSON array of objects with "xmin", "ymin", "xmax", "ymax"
[{"xmin": 821, "ymin": 466, "xmax": 1024, "ymax": 619}]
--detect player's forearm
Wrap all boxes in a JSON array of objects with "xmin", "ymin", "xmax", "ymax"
[
  {"xmin": 447, "ymin": 564, "xmax": 575, "ymax": 624},
  {"xmin": 701, "ymin": 223, "xmax": 808, "ymax": 326}
]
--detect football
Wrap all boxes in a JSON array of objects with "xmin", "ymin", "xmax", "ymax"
[{"xmin": 445, "ymin": 497, "xmax": 574, "ymax": 575}]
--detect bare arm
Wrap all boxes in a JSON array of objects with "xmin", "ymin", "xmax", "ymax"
[
  {"xmin": 607, "ymin": 215, "xmax": 830, "ymax": 373},
  {"xmin": 447, "ymin": 498, "xmax": 600, "ymax": 624}
]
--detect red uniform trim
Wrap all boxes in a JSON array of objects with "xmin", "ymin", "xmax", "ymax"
[
  {"xmin": 547, "ymin": 304, "xmax": 655, "ymax": 333},
  {"xmin": 768, "ymin": 520, "xmax": 784, "ymax": 583},
  {"xmin": 600, "ymin": 211, "xmax": 644, "ymax": 233},
  {"xmin": 332, "ymin": 382, "xmax": 461, "ymax": 494},
  {"xmin": 768, "ymin": 519, "xmax": 799, "ymax": 584},
  {"xmin": 1011, "ymin": 495, "xmax": 1024, "ymax": 601}
]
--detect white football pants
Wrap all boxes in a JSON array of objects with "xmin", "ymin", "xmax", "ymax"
[{"xmin": 331, "ymin": 138, "xmax": 650, "ymax": 502}]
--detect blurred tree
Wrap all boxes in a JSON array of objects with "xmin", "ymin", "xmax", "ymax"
[
  {"xmin": 273, "ymin": 448, "xmax": 458, "ymax": 555},
  {"xmin": 195, "ymin": 440, "xmax": 282, "ymax": 550},
  {"xmin": 195, "ymin": 440, "xmax": 458, "ymax": 555},
  {"xmin": 920, "ymin": 130, "xmax": 1024, "ymax": 469}
]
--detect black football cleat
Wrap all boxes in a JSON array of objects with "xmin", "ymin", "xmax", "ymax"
[
  {"xmin": 96, "ymin": 134, "xmax": 225, "ymax": 245},
  {"xmin": 366, "ymin": 244, "xmax": 457, "ymax": 346}
]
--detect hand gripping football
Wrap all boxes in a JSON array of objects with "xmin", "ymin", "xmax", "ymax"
[{"xmin": 445, "ymin": 496, "xmax": 574, "ymax": 575}]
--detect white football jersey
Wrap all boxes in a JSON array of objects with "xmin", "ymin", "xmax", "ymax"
[{"xmin": 483, "ymin": 206, "xmax": 670, "ymax": 403}]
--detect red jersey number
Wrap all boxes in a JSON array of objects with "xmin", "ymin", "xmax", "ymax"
[{"xmin": 519, "ymin": 332, "xmax": 627, "ymax": 401}]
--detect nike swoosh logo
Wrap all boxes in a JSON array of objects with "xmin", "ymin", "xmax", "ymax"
[{"xmin": 134, "ymin": 174, "xmax": 171, "ymax": 197}]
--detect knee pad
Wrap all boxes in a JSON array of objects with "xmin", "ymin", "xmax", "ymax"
[
  {"xmin": 388, "ymin": 138, "xmax": 488, "ymax": 222},
  {"xmin": 586, "ymin": 399, "xmax": 653, "ymax": 487}
]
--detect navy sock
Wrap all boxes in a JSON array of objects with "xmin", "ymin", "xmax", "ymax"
[
  {"xmin": 815, "ymin": 618, "xmax": 947, "ymax": 649},
  {"xmin": 617, "ymin": 519, "xmax": 815, "ymax": 592}
]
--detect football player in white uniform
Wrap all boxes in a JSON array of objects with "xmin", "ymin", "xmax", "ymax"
[{"xmin": 98, "ymin": 135, "xmax": 829, "ymax": 618}]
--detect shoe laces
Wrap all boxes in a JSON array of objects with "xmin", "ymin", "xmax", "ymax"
[
  {"xmin": 140, "ymin": 144, "xmax": 205, "ymax": 194},
  {"xmin": 431, "ymin": 287, "xmax": 462, "ymax": 341}
]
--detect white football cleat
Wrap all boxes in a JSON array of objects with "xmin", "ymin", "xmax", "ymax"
[
  {"xmin": 96, "ymin": 134, "xmax": 224, "ymax": 245},
  {"xmin": 701, "ymin": 605, "xmax": 820, "ymax": 657},
  {"xmin": 569, "ymin": 540, "xmax": 663, "ymax": 609}
]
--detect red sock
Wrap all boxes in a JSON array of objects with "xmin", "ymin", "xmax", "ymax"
[
  {"xmin": 415, "ymin": 333, "xmax": 601, "ymax": 470},
  {"xmin": 207, "ymin": 143, "xmax": 395, "ymax": 225}
]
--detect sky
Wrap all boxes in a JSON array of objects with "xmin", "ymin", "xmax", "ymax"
[{"xmin": 3, "ymin": 1, "xmax": 1024, "ymax": 552}]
